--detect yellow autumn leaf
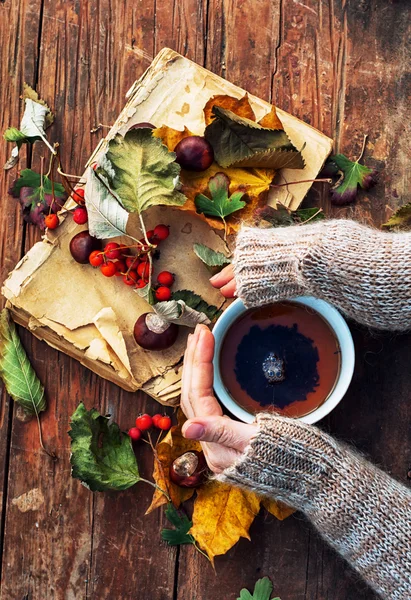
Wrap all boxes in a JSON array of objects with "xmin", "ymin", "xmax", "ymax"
[
  {"xmin": 153, "ymin": 124, "xmax": 274, "ymax": 234},
  {"xmin": 203, "ymin": 93, "xmax": 256, "ymax": 126},
  {"xmin": 145, "ymin": 424, "xmax": 202, "ymax": 514},
  {"xmin": 261, "ymin": 497, "xmax": 295, "ymax": 520},
  {"xmin": 258, "ymin": 105, "xmax": 284, "ymax": 130},
  {"xmin": 190, "ymin": 480, "xmax": 261, "ymax": 563}
]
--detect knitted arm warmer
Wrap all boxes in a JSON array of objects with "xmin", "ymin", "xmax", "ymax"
[
  {"xmin": 218, "ymin": 414, "xmax": 411, "ymax": 599},
  {"xmin": 233, "ymin": 219, "xmax": 411, "ymax": 330}
]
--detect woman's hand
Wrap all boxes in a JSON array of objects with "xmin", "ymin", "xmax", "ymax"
[
  {"xmin": 209, "ymin": 264, "xmax": 237, "ymax": 298},
  {"xmin": 181, "ymin": 323, "xmax": 258, "ymax": 474}
]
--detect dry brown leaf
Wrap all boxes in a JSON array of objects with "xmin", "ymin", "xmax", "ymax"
[
  {"xmin": 190, "ymin": 480, "xmax": 261, "ymax": 563},
  {"xmin": 203, "ymin": 93, "xmax": 256, "ymax": 126},
  {"xmin": 258, "ymin": 105, "xmax": 284, "ymax": 130},
  {"xmin": 145, "ymin": 424, "xmax": 202, "ymax": 514},
  {"xmin": 261, "ymin": 497, "xmax": 295, "ymax": 520},
  {"xmin": 153, "ymin": 125, "xmax": 274, "ymax": 234}
]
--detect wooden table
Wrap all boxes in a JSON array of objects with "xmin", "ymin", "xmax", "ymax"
[{"xmin": 1, "ymin": 1, "xmax": 410, "ymax": 598}]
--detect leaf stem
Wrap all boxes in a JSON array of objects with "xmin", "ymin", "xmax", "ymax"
[
  {"xmin": 297, "ymin": 207, "xmax": 323, "ymax": 226},
  {"xmin": 139, "ymin": 213, "xmax": 154, "ymax": 289},
  {"xmin": 30, "ymin": 116, "xmax": 57, "ymax": 155},
  {"xmin": 193, "ymin": 541, "xmax": 211, "ymax": 562},
  {"xmin": 270, "ymin": 177, "xmax": 332, "ymax": 188},
  {"xmin": 56, "ymin": 166, "xmax": 87, "ymax": 182},
  {"xmin": 356, "ymin": 134, "xmax": 368, "ymax": 163},
  {"xmin": 139, "ymin": 478, "xmax": 171, "ymax": 502}
]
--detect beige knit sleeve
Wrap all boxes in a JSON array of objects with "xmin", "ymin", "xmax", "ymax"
[
  {"xmin": 233, "ymin": 219, "xmax": 411, "ymax": 330},
  {"xmin": 217, "ymin": 414, "xmax": 411, "ymax": 600}
]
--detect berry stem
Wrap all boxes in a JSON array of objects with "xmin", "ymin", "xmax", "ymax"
[
  {"xmin": 56, "ymin": 166, "xmax": 86, "ymax": 182},
  {"xmin": 139, "ymin": 213, "xmax": 154, "ymax": 289}
]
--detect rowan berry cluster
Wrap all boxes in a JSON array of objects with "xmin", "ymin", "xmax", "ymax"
[{"xmin": 128, "ymin": 413, "xmax": 172, "ymax": 442}]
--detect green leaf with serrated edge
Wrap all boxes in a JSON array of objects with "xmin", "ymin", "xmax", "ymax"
[
  {"xmin": 294, "ymin": 207, "xmax": 325, "ymax": 223},
  {"xmin": 69, "ymin": 403, "xmax": 140, "ymax": 492},
  {"xmin": 3, "ymin": 128, "xmax": 28, "ymax": 144},
  {"xmin": 193, "ymin": 243, "xmax": 231, "ymax": 268},
  {"xmin": 11, "ymin": 168, "xmax": 66, "ymax": 201},
  {"xmin": 161, "ymin": 504, "xmax": 195, "ymax": 546},
  {"xmin": 85, "ymin": 168, "xmax": 129, "ymax": 239},
  {"xmin": 237, "ymin": 577, "xmax": 279, "ymax": 600},
  {"xmin": 106, "ymin": 128, "xmax": 186, "ymax": 214},
  {"xmin": 330, "ymin": 154, "xmax": 378, "ymax": 204},
  {"xmin": 205, "ymin": 106, "xmax": 304, "ymax": 170},
  {"xmin": 0, "ymin": 309, "xmax": 46, "ymax": 416},
  {"xmin": 172, "ymin": 290, "xmax": 222, "ymax": 321},
  {"xmin": 195, "ymin": 172, "xmax": 246, "ymax": 221},
  {"xmin": 382, "ymin": 203, "xmax": 411, "ymax": 230}
]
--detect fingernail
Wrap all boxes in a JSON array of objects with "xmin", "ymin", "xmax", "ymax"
[
  {"xmin": 183, "ymin": 423, "xmax": 205, "ymax": 440},
  {"xmin": 209, "ymin": 273, "xmax": 219, "ymax": 283}
]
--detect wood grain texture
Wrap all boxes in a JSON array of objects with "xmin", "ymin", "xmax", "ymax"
[{"xmin": 0, "ymin": 0, "xmax": 410, "ymax": 598}]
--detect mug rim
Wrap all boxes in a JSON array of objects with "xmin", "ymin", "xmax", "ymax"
[{"xmin": 212, "ymin": 297, "xmax": 355, "ymax": 425}]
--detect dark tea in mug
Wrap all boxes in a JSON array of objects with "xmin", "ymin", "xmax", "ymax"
[{"xmin": 219, "ymin": 301, "xmax": 341, "ymax": 419}]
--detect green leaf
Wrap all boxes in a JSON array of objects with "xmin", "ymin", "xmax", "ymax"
[
  {"xmin": 205, "ymin": 106, "xmax": 304, "ymax": 170},
  {"xmin": 106, "ymin": 128, "xmax": 186, "ymax": 214},
  {"xmin": 11, "ymin": 168, "xmax": 66, "ymax": 200},
  {"xmin": 294, "ymin": 207, "xmax": 325, "ymax": 223},
  {"xmin": 330, "ymin": 154, "xmax": 378, "ymax": 205},
  {"xmin": 0, "ymin": 309, "xmax": 46, "ymax": 416},
  {"xmin": 194, "ymin": 172, "xmax": 246, "ymax": 222},
  {"xmin": 3, "ymin": 127, "xmax": 28, "ymax": 144},
  {"xmin": 193, "ymin": 243, "xmax": 231, "ymax": 268},
  {"xmin": 382, "ymin": 203, "xmax": 411, "ymax": 230},
  {"xmin": 69, "ymin": 403, "xmax": 140, "ymax": 492},
  {"xmin": 237, "ymin": 577, "xmax": 279, "ymax": 600},
  {"xmin": 161, "ymin": 504, "xmax": 195, "ymax": 546},
  {"xmin": 85, "ymin": 168, "xmax": 129, "ymax": 239},
  {"xmin": 172, "ymin": 290, "xmax": 222, "ymax": 321}
]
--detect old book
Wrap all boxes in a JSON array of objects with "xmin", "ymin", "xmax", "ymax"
[{"xmin": 2, "ymin": 48, "xmax": 333, "ymax": 405}]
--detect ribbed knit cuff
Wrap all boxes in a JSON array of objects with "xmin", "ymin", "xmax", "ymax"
[
  {"xmin": 217, "ymin": 413, "xmax": 344, "ymax": 511},
  {"xmin": 233, "ymin": 223, "xmax": 325, "ymax": 307}
]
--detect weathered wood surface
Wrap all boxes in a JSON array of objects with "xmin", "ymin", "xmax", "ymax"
[{"xmin": 0, "ymin": 1, "xmax": 410, "ymax": 598}]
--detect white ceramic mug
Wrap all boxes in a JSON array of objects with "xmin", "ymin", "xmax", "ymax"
[{"xmin": 212, "ymin": 297, "xmax": 355, "ymax": 425}]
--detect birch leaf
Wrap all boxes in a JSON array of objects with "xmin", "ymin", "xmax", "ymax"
[
  {"xmin": 193, "ymin": 243, "xmax": 231, "ymax": 268},
  {"xmin": 106, "ymin": 128, "xmax": 186, "ymax": 214},
  {"xmin": 0, "ymin": 309, "xmax": 46, "ymax": 416},
  {"xmin": 205, "ymin": 106, "xmax": 304, "ymax": 170},
  {"xmin": 85, "ymin": 168, "xmax": 129, "ymax": 239}
]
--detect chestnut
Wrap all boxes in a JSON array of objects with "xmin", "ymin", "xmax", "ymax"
[
  {"xmin": 169, "ymin": 451, "xmax": 208, "ymax": 488},
  {"xmin": 133, "ymin": 312, "xmax": 178, "ymax": 351},
  {"xmin": 174, "ymin": 136, "xmax": 214, "ymax": 172},
  {"xmin": 69, "ymin": 231, "xmax": 102, "ymax": 264},
  {"xmin": 129, "ymin": 122, "xmax": 155, "ymax": 130}
]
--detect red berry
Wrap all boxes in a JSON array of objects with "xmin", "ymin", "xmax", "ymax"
[
  {"xmin": 135, "ymin": 414, "xmax": 153, "ymax": 431},
  {"xmin": 126, "ymin": 256, "xmax": 140, "ymax": 270},
  {"xmin": 153, "ymin": 224, "xmax": 169, "ymax": 242},
  {"xmin": 155, "ymin": 286, "xmax": 172, "ymax": 302},
  {"xmin": 104, "ymin": 242, "xmax": 121, "ymax": 260},
  {"xmin": 146, "ymin": 229, "xmax": 155, "ymax": 242},
  {"xmin": 139, "ymin": 253, "xmax": 149, "ymax": 262},
  {"xmin": 44, "ymin": 214, "xmax": 59, "ymax": 229},
  {"xmin": 137, "ymin": 262, "xmax": 149, "ymax": 279},
  {"xmin": 123, "ymin": 271, "xmax": 138, "ymax": 286},
  {"xmin": 157, "ymin": 415, "xmax": 172, "ymax": 431},
  {"xmin": 89, "ymin": 250, "xmax": 104, "ymax": 267},
  {"xmin": 72, "ymin": 187, "xmax": 86, "ymax": 205},
  {"xmin": 73, "ymin": 206, "xmax": 88, "ymax": 225},
  {"xmin": 100, "ymin": 262, "xmax": 117, "ymax": 277},
  {"xmin": 152, "ymin": 414, "xmax": 163, "ymax": 428},
  {"xmin": 157, "ymin": 271, "xmax": 174, "ymax": 287},
  {"xmin": 135, "ymin": 279, "xmax": 147, "ymax": 289},
  {"xmin": 128, "ymin": 427, "xmax": 142, "ymax": 442},
  {"xmin": 114, "ymin": 259, "xmax": 126, "ymax": 275}
]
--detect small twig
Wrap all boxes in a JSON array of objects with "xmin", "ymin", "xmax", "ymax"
[
  {"xmin": 270, "ymin": 178, "xmax": 332, "ymax": 188},
  {"xmin": 356, "ymin": 134, "xmax": 368, "ymax": 163},
  {"xmin": 30, "ymin": 117, "xmax": 57, "ymax": 155},
  {"xmin": 297, "ymin": 207, "xmax": 323, "ymax": 226},
  {"xmin": 90, "ymin": 123, "xmax": 113, "ymax": 134},
  {"xmin": 56, "ymin": 166, "xmax": 86, "ymax": 182}
]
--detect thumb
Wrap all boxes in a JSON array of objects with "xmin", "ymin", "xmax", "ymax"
[{"xmin": 182, "ymin": 416, "xmax": 258, "ymax": 452}]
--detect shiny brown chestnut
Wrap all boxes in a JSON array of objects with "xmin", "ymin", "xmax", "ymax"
[
  {"xmin": 169, "ymin": 450, "xmax": 208, "ymax": 488},
  {"xmin": 174, "ymin": 136, "xmax": 214, "ymax": 172},
  {"xmin": 133, "ymin": 312, "xmax": 178, "ymax": 351},
  {"xmin": 69, "ymin": 231, "xmax": 102, "ymax": 264}
]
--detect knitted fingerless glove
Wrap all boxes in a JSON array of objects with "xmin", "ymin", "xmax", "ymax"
[
  {"xmin": 218, "ymin": 414, "xmax": 411, "ymax": 600},
  {"xmin": 233, "ymin": 219, "xmax": 411, "ymax": 331}
]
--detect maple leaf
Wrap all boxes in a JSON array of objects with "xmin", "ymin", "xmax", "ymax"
[
  {"xmin": 382, "ymin": 203, "xmax": 411, "ymax": 230},
  {"xmin": 237, "ymin": 577, "xmax": 280, "ymax": 600},
  {"xmin": 161, "ymin": 504, "xmax": 195, "ymax": 546},
  {"xmin": 153, "ymin": 124, "xmax": 275, "ymax": 235},
  {"xmin": 261, "ymin": 497, "xmax": 295, "ymax": 520},
  {"xmin": 205, "ymin": 106, "xmax": 304, "ymax": 170},
  {"xmin": 195, "ymin": 172, "xmax": 246, "ymax": 239},
  {"xmin": 330, "ymin": 153, "xmax": 379, "ymax": 205},
  {"xmin": 9, "ymin": 168, "xmax": 67, "ymax": 229},
  {"xmin": 145, "ymin": 423, "xmax": 202, "ymax": 514},
  {"xmin": 203, "ymin": 94, "xmax": 256, "ymax": 126}
]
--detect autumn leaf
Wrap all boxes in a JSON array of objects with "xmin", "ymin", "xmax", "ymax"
[
  {"xmin": 189, "ymin": 480, "xmax": 260, "ymax": 563},
  {"xmin": 172, "ymin": 290, "xmax": 222, "ymax": 321},
  {"xmin": 145, "ymin": 423, "xmax": 202, "ymax": 514},
  {"xmin": 204, "ymin": 106, "xmax": 304, "ymax": 170},
  {"xmin": 330, "ymin": 154, "xmax": 379, "ymax": 206},
  {"xmin": 382, "ymin": 203, "xmax": 411, "ymax": 230},
  {"xmin": 153, "ymin": 124, "xmax": 275, "ymax": 234},
  {"xmin": 203, "ymin": 94, "xmax": 256, "ymax": 126},
  {"xmin": 261, "ymin": 497, "xmax": 295, "ymax": 520},
  {"xmin": 195, "ymin": 173, "xmax": 246, "ymax": 233},
  {"xmin": 258, "ymin": 106, "xmax": 284, "ymax": 130},
  {"xmin": 85, "ymin": 167, "xmax": 129, "ymax": 239}
]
